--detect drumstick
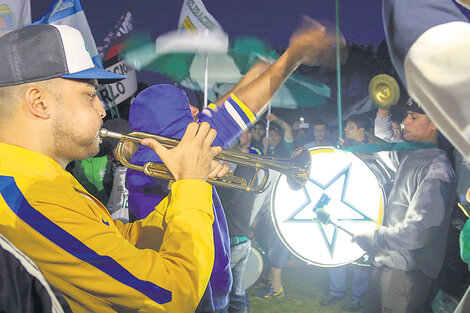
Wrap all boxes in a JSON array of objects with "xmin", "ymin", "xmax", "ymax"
[{"xmin": 314, "ymin": 208, "xmax": 355, "ymax": 237}]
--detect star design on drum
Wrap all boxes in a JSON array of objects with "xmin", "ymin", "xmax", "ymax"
[{"xmin": 283, "ymin": 163, "xmax": 376, "ymax": 258}]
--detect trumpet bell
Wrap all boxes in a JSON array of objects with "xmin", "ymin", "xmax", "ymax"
[
  {"xmin": 368, "ymin": 74, "xmax": 400, "ymax": 109},
  {"xmin": 284, "ymin": 147, "xmax": 311, "ymax": 190}
]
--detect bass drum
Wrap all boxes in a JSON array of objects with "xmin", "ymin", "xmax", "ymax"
[
  {"xmin": 270, "ymin": 147, "xmax": 393, "ymax": 267},
  {"xmin": 243, "ymin": 241, "xmax": 265, "ymax": 289}
]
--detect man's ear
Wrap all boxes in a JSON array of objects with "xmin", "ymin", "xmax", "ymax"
[{"xmin": 24, "ymin": 87, "xmax": 50, "ymax": 119}]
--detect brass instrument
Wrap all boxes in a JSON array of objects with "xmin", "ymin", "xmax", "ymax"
[
  {"xmin": 368, "ymin": 74, "xmax": 400, "ymax": 109},
  {"xmin": 99, "ymin": 129, "xmax": 311, "ymax": 193}
]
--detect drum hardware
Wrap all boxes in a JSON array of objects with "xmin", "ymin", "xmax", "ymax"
[
  {"xmin": 99, "ymin": 128, "xmax": 311, "ymax": 193},
  {"xmin": 313, "ymin": 189, "xmax": 371, "ymax": 267},
  {"xmin": 271, "ymin": 147, "xmax": 392, "ymax": 267},
  {"xmin": 315, "ymin": 208, "xmax": 355, "ymax": 237}
]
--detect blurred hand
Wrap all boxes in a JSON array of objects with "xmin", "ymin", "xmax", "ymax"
[
  {"xmin": 352, "ymin": 233, "xmax": 374, "ymax": 252},
  {"xmin": 266, "ymin": 113, "xmax": 278, "ymax": 122},
  {"xmin": 293, "ymin": 121, "xmax": 301, "ymax": 130},
  {"xmin": 337, "ymin": 137, "xmax": 345, "ymax": 147},
  {"xmin": 288, "ymin": 16, "xmax": 348, "ymax": 68},
  {"xmin": 466, "ymin": 187, "xmax": 470, "ymax": 203},
  {"xmin": 262, "ymin": 136, "xmax": 270, "ymax": 148},
  {"xmin": 141, "ymin": 122, "xmax": 221, "ymax": 181}
]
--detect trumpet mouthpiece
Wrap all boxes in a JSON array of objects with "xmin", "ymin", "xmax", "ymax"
[{"xmin": 99, "ymin": 128, "xmax": 109, "ymax": 138}]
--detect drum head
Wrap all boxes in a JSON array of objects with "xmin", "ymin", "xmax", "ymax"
[
  {"xmin": 243, "ymin": 245, "xmax": 264, "ymax": 289},
  {"xmin": 271, "ymin": 147, "xmax": 384, "ymax": 267}
]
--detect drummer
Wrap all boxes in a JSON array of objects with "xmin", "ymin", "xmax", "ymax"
[{"xmin": 353, "ymin": 98, "xmax": 456, "ymax": 313}]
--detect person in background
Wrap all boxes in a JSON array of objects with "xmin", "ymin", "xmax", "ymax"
[
  {"xmin": 251, "ymin": 120, "xmax": 267, "ymax": 152},
  {"xmin": 262, "ymin": 124, "xmax": 292, "ymax": 159},
  {"xmin": 353, "ymin": 98, "xmax": 456, "ymax": 313},
  {"xmin": 305, "ymin": 118, "xmax": 332, "ymax": 149},
  {"xmin": 264, "ymin": 113, "xmax": 294, "ymax": 154},
  {"xmin": 340, "ymin": 114, "xmax": 371, "ymax": 147},
  {"xmin": 218, "ymin": 130, "xmax": 262, "ymax": 313},
  {"xmin": 292, "ymin": 117, "xmax": 311, "ymax": 148},
  {"xmin": 320, "ymin": 114, "xmax": 371, "ymax": 312},
  {"xmin": 253, "ymin": 122, "xmax": 294, "ymax": 299}
]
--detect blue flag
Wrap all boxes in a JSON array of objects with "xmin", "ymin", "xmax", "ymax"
[{"xmin": 32, "ymin": 0, "xmax": 102, "ymax": 68}]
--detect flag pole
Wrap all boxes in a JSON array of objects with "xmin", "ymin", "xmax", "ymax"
[
  {"xmin": 204, "ymin": 52, "xmax": 208, "ymax": 108},
  {"xmin": 265, "ymin": 104, "xmax": 272, "ymax": 139},
  {"xmin": 335, "ymin": 0, "xmax": 343, "ymax": 139}
]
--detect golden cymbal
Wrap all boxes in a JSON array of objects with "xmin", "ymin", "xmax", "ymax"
[{"xmin": 368, "ymin": 74, "xmax": 400, "ymax": 109}]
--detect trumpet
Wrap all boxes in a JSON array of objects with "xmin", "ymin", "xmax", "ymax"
[{"xmin": 99, "ymin": 129, "xmax": 311, "ymax": 193}]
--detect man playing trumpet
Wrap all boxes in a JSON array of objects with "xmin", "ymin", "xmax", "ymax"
[
  {"xmin": 0, "ymin": 15, "xmax": 344, "ymax": 313},
  {"xmin": 0, "ymin": 24, "xmax": 226, "ymax": 313}
]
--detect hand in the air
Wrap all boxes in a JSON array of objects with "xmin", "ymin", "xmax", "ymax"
[
  {"xmin": 141, "ymin": 122, "xmax": 222, "ymax": 181},
  {"xmin": 288, "ymin": 15, "xmax": 348, "ymax": 68},
  {"xmin": 266, "ymin": 113, "xmax": 278, "ymax": 122}
]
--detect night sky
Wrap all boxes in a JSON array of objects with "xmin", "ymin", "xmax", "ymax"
[{"xmin": 31, "ymin": 0, "xmax": 385, "ymax": 49}]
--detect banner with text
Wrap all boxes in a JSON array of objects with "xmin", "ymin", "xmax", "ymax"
[
  {"xmin": 98, "ymin": 60, "xmax": 137, "ymax": 108},
  {"xmin": 178, "ymin": 0, "xmax": 222, "ymax": 32},
  {"xmin": 97, "ymin": 6, "xmax": 136, "ymax": 109}
]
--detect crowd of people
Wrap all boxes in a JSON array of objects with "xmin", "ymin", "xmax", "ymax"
[{"xmin": 0, "ymin": 0, "xmax": 469, "ymax": 313}]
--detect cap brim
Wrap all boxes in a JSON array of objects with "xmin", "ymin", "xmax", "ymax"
[{"xmin": 61, "ymin": 67, "xmax": 126, "ymax": 84}]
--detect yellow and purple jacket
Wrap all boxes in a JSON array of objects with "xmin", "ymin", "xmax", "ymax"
[{"xmin": 0, "ymin": 143, "xmax": 215, "ymax": 312}]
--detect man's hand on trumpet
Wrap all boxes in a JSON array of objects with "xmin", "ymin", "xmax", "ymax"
[{"xmin": 141, "ymin": 122, "xmax": 228, "ymax": 181}]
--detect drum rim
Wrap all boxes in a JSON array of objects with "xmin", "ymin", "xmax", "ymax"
[
  {"xmin": 243, "ymin": 244, "xmax": 265, "ymax": 289},
  {"xmin": 270, "ymin": 146, "xmax": 387, "ymax": 267}
]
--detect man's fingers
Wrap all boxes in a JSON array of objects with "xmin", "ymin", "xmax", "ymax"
[
  {"xmin": 195, "ymin": 121, "xmax": 210, "ymax": 134},
  {"xmin": 217, "ymin": 163, "xmax": 229, "ymax": 178},
  {"xmin": 208, "ymin": 160, "xmax": 227, "ymax": 179},
  {"xmin": 180, "ymin": 122, "xmax": 199, "ymax": 144},
  {"xmin": 205, "ymin": 128, "xmax": 218, "ymax": 147},
  {"xmin": 141, "ymin": 138, "xmax": 169, "ymax": 159}
]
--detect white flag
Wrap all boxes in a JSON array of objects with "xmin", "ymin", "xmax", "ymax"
[{"xmin": 178, "ymin": 0, "xmax": 223, "ymax": 32}]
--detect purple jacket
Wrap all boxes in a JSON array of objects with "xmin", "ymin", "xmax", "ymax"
[{"xmin": 127, "ymin": 84, "xmax": 256, "ymax": 312}]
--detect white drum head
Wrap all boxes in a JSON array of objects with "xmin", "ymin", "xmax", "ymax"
[
  {"xmin": 271, "ymin": 147, "xmax": 384, "ymax": 267},
  {"xmin": 243, "ymin": 246, "xmax": 264, "ymax": 289}
]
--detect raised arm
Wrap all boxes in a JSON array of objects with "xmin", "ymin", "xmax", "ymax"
[
  {"xmin": 233, "ymin": 16, "xmax": 346, "ymax": 116},
  {"xmin": 374, "ymin": 107, "xmax": 400, "ymax": 143},
  {"xmin": 267, "ymin": 113, "xmax": 294, "ymax": 152},
  {"xmin": 214, "ymin": 61, "xmax": 270, "ymax": 106}
]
